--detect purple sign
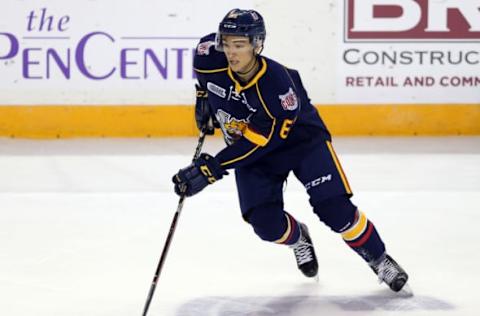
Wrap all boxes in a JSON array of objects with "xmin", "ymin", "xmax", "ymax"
[{"xmin": 0, "ymin": 8, "xmax": 199, "ymax": 81}]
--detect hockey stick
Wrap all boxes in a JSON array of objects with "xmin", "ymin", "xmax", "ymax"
[{"xmin": 141, "ymin": 130, "xmax": 206, "ymax": 316}]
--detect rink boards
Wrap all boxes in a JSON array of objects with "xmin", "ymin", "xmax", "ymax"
[
  {"xmin": 0, "ymin": 104, "xmax": 479, "ymax": 138},
  {"xmin": 0, "ymin": 0, "xmax": 479, "ymax": 137}
]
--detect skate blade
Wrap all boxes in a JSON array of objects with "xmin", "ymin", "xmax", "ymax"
[
  {"xmin": 398, "ymin": 283, "xmax": 414, "ymax": 297},
  {"xmin": 314, "ymin": 274, "xmax": 319, "ymax": 283}
]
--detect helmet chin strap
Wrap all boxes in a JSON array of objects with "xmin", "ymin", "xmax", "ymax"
[{"xmin": 255, "ymin": 44, "xmax": 264, "ymax": 55}]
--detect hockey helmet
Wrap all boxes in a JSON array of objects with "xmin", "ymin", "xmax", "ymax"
[{"xmin": 215, "ymin": 9, "xmax": 266, "ymax": 53}]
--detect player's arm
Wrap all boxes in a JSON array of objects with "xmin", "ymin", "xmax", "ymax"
[
  {"xmin": 193, "ymin": 34, "xmax": 227, "ymax": 135},
  {"xmin": 171, "ymin": 93, "xmax": 297, "ymax": 197},
  {"xmin": 194, "ymin": 83, "xmax": 219, "ymax": 135}
]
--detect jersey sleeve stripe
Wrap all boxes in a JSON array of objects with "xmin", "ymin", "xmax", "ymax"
[
  {"xmin": 194, "ymin": 67, "xmax": 228, "ymax": 73},
  {"xmin": 220, "ymin": 145, "xmax": 261, "ymax": 167},
  {"xmin": 243, "ymin": 127, "xmax": 269, "ymax": 147}
]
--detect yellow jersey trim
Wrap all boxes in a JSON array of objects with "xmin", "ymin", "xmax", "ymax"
[
  {"xmin": 227, "ymin": 58, "xmax": 267, "ymax": 93},
  {"xmin": 243, "ymin": 127, "xmax": 269, "ymax": 147},
  {"xmin": 326, "ymin": 141, "xmax": 353, "ymax": 194},
  {"xmin": 255, "ymin": 83, "xmax": 276, "ymax": 142},
  {"xmin": 194, "ymin": 67, "xmax": 228, "ymax": 74},
  {"xmin": 220, "ymin": 145, "xmax": 261, "ymax": 167},
  {"xmin": 219, "ymin": 81, "xmax": 277, "ymax": 167}
]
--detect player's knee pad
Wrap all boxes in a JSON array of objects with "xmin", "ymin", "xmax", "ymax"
[
  {"xmin": 243, "ymin": 202, "xmax": 290, "ymax": 242},
  {"xmin": 313, "ymin": 195, "xmax": 357, "ymax": 233}
]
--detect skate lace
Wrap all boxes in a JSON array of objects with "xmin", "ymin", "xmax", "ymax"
[
  {"xmin": 292, "ymin": 238, "xmax": 314, "ymax": 265},
  {"xmin": 377, "ymin": 258, "xmax": 399, "ymax": 284}
]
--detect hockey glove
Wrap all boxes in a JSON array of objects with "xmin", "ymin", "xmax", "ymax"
[
  {"xmin": 195, "ymin": 84, "xmax": 219, "ymax": 135},
  {"xmin": 172, "ymin": 153, "xmax": 228, "ymax": 197}
]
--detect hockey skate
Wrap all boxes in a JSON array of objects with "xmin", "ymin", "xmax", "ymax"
[
  {"xmin": 290, "ymin": 223, "xmax": 318, "ymax": 278},
  {"xmin": 370, "ymin": 254, "xmax": 409, "ymax": 292}
]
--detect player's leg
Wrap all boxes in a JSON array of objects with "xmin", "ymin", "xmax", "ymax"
[
  {"xmin": 314, "ymin": 196, "xmax": 408, "ymax": 291},
  {"xmin": 313, "ymin": 195, "xmax": 385, "ymax": 261},
  {"xmin": 235, "ymin": 166, "xmax": 297, "ymax": 244},
  {"xmin": 235, "ymin": 165, "xmax": 318, "ymax": 277},
  {"xmin": 293, "ymin": 140, "xmax": 408, "ymax": 291}
]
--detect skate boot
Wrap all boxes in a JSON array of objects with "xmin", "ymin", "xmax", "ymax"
[
  {"xmin": 370, "ymin": 253, "xmax": 409, "ymax": 292},
  {"xmin": 290, "ymin": 223, "xmax": 318, "ymax": 278}
]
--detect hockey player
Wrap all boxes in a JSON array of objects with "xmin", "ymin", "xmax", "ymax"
[{"xmin": 172, "ymin": 9, "xmax": 409, "ymax": 292}]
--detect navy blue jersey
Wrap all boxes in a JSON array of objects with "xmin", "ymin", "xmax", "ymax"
[{"xmin": 194, "ymin": 33, "xmax": 331, "ymax": 170}]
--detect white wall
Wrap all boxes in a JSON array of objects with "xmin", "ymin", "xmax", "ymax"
[{"xmin": 0, "ymin": 0, "xmax": 478, "ymax": 105}]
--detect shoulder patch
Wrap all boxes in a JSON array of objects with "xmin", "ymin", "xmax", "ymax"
[
  {"xmin": 197, "ymin": 40, "xmax": 215, "ymax": 56},
  {"xmin": 278, "ymin": 87, "xmax": 298, "ymax": 111}
]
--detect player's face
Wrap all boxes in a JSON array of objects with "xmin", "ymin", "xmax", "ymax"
[{"xmin": 222, "ymin": 35, "xmax": 256, "ymax": 73}]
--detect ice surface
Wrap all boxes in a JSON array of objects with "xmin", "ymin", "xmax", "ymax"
[{"xmin": 1, "ymin": 137, "xmax": 479, "ymax": 316}]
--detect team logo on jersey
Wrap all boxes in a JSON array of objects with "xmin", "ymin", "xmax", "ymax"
[
  {"xmin": 215, "ymin": 109, "xmax": 251, "ymax": 145},
  {"xmin": 196, "ymin": 41, "xmax": 215, "ymax": 55},
  {"xmin": 279, "ymin": 87, "xmax": 298, "ymax": 111},
  {"xmin": 207, "ymin": 82, "xmax": 226, "ymax": 98},
  {"xmin": 227, "ymin": 86, "xmax": 257, "ymax": 113}
]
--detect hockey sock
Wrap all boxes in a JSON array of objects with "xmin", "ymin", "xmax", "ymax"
[
  {"xmin": 341, "ymin": 210, "xmax": 385, "ymax": 263},
  {"xmin": 274, "ymin": 212, "xmax": 301, "ymax": 246}
]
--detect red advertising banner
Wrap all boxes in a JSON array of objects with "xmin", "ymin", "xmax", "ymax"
[{"xmin": 346, "ymin": 0, "xmax": 480, "ymax": 41}]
